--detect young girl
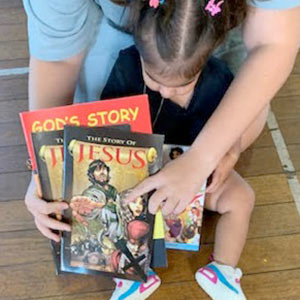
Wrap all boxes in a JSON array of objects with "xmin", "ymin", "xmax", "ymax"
[{"xmin": 101, "ymin": 1, "xmax": 268, "ymax": 299}]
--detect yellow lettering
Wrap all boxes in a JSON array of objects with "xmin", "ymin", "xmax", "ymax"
[
  {"xmin": 129, "ymin": 107, "xmax": 139, "ymax": 121},
  {"xmin": 120, "ymin": 108, "xmax": 130, "ymax": 122},
  {"xmin": 108, "ymin": 110, "xmax": 120, "ymax": 124},
  {"xmin": 87, "ymin": 113, "xmax": 98, "ymax": 127},
  {"xmin": 55, "ymin": 118, "xmax": 66, "ymax": 130},
  {"xmin": 43, "ymin": 119, "xmax": 55, "ymax": 131},
  {"xmin": 70, "ymin": 115, "xmax": 80, "ymax": 126},
  {"xmin": 97, "ymin": 111, "xmax": 108, "ymax": 125},
  {"xmin": 32, "ymin": 121, "xmax": 42, "ymax": 132}
]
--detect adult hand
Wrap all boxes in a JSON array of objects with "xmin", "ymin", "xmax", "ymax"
[
  {"xmin": 125, "ymin": 148, "xmax": 205, "ymax": 216},
  {"xmin": 206, "ymin": 139, "xmax": 241, "ymax": 194},
  {"xmin": 24, "ymin": 175, "xmax": 71, "ymax": 242}
]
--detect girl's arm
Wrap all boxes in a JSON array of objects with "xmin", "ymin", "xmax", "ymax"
[{"xmin": 126, "ymin": 6, "xmax": 300, "ymax": 215}]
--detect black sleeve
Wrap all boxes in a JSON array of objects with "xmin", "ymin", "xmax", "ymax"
[{"xmin": 101, "ymin": 46, "xmax": 144, "ymax": 100}]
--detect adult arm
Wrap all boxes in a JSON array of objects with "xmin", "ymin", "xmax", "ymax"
[
  {"xmin": 23, "ymin": 0, "xmax": 100, "ymax": 240},
  {"xmin": 126, "ymin": 6, "xmax": 300, "ymax": 215}
]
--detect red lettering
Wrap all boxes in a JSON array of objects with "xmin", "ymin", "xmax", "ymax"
[
  {"xmin": 133, "ymin": 150, "xmax": 146, "ymax": 169},
  {"xmin": 102, "ymin": 146, "xmax": 114, "ymax": 162},
  {"xmin": 116, "ymin": 148, "xmax": 132, "ymax": 165}
]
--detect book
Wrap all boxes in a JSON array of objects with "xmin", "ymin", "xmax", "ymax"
[
  {"xmin": 31, "ymin": 125, "xmax": 131, "ymax": 274},
  {"xmin": 62, "ymin": 125, "xmax": 164, "ymax": 281},
  {"xmin": 162, "ymin": 144, "xmax": 206, "ymax": 251},
  {"xmin": 20, "ymin": 95, "xmax": 167, "ymax": 272},
  {"xmin": 20, "ymin": 95, "xmax": 152, "ymax": 172}
]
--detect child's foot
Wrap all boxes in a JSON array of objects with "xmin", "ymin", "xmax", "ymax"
[
  {"xmin": 110, "ymin": 270, "xmax": 161, "ymax": 300},
  {"xmin": 195, "ymin": 261, "xmax": 247, "ymax": 300}
]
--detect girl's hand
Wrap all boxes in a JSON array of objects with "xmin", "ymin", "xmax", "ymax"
[
  {"xmin": 24, "ymin": 176, "xmax": 71, "ymax": 242},
  {"xmin": 206, "ymin": 142, "xmax": 241, "ymax": 194},
  {"xmin": 125, "ymin": 148, "xmax": 206, "ymax": 216}
]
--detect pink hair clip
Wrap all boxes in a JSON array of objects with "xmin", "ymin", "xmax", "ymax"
[
  {"xmin": 205, "ymin": 0, "xmax": 224, "ymax": 16},
  {"xmin": 149, "ymin": 0, "xmax": 165, "ymax": 9}
]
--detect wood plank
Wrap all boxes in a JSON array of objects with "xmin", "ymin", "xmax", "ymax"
[
  {"xmin": 0, "ymin": 122, "xmax": 25, "ymax": 147},
  {"xmin": 27, "ymin": 268, "xmax": 300, "ymax": 300},
  {"xmin": 0, "ymin": 74, "xmax": 28, "ymax": 101},
  {"xmin": 31, "ymin": 292, "xmax": 113, "ymax": 300},
  {"xmin": 154, "ymin": 269, "xmax": 300, "ymax": 300},
  {"xmin": 0, "ymin": 200, "xmax": 34, "ymax": 232},
  {"xmin": 246, "ymin": 174, "xmax": 293, "ymax": 206},
  {"xmin": 287, "ymin": 145, "xmax": 300, "ymax": 171},
  {"xmin": 156, "ymin": 234, "xmax": 300, "ymax": 283},
  {"xmin": 0, "ymin": 24, "xmax": 27, "ymax": 43},
  {"xmin": 235, "ymin": 147, "xmax": 282, "ymax": 177},
  {"xmin": 201, "ymin": 202, "xmax": 300, "ymax": 244},
  {"xmin": 0, "ymin": 171, "xmax": 31, "ymax": 201},
  {"xmin": 0, "ymin": 230, "xmax": 50, "ymax": 267},
  {"xmin": 0, "ymin": 145, "xmax": 28, "ymax": 173},
  {"xmin": 0, "ymin": 262, "xmax": 114, "ymax": 300},
  {"xmin": 250, "ymin": 125, "xmax": 273, "ymax": 148},
  {"xmin": 277, "ymin": 74, "xmax": 300, "ymax": 98},
  {"xmin": 0, "ymin": 7, "xmax": 27, "ymax": 25},
  {"xmin": 0, "ymin": 40, "xmax": 29, "ymax": 63},
  {"xmin": 272, "ymin": 95, "xmax": 300, "ymax": 121},
  {"xmin": 291, "ymin": 50, "xmax": 300, "ymax": 74},
  {"xmin": 1, "ymin": 234, "xmax": 299, "ymax": 299},
  {"xmin": 277, "ymin": 118, "xmax": 300, "ymax": 145},
  {"xmin": 0, "ymin": 58, "xmax": 28, "ymax": 69},
  {"xmin": 0, "ymin": 0, "xmax": 23, "ymax": 9},
  {"xmin": 0, "ymin": 99, "xmax": 28, "ymax": 123}
]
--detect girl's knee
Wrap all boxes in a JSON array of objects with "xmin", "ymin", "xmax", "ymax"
[
  {"xmin": 242, "ymin": 182, "xmax": 255, "ymax": 214},
  {"xmin": 216, "ymin": 176, "xmax": 255, "ymax": 215}
]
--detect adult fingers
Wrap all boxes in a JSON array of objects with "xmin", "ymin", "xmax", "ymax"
[
  {"xmin": 125, "ymin": 175, "xmax": 159, "ymax": 204},
  {"xmin": 35, "ymin": 219, "xmax": 61, "ymax": 242},
  {"xmin": 148, "ymin": 188, "xmax": 168, "ymax": 214}
]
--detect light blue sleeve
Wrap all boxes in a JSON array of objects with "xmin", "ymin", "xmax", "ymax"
[
  {"xmin": 250, "ymin": 0, "xmax": 300, "ymax": 10},
  {"xmin": 23, "ymin": 0, "xmax": 101, "ymax": 61}
]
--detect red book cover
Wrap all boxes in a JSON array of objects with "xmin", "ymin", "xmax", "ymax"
[{"xmin": 19, "ymin": 95, "xmax": 152, "ymax": 171}]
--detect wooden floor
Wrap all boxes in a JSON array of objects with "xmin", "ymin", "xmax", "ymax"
[{"xmin": 0, "ymin": 1, "xmax": 300, "ymax": 299}]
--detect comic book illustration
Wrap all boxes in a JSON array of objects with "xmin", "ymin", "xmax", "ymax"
[
  {"xmin": 162, "ymin": 144, "xmax": 206, "ymax": 251},
  {"xmin": 31, "ymin": 125, "xmax": 131, "ymax": 275},
  {"xmin": 20, "ymin": 95, "xmax": 166, "ymax": 273},
  {"xmin": 62, "ymin": 126, "xmax": 164, "ymax": 281}
]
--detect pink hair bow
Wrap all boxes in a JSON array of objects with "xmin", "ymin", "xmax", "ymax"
[
  {"xmin": 149, "ymin": 0, "xmax": 165, "ymax": 9},
  {"xmin": 205, "ymin": 0, "xmax": 224, "ymax": 16}
]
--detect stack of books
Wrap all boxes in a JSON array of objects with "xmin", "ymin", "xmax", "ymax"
[{"xmin": 20, "ymin": 95, "xmax": 205, "ymax": 282}]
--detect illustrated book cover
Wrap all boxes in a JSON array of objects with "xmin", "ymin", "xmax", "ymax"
[
  {"xmin": 31, "ymin": 125, "xmax": 131, "ymax": 274},
  {"xmin": 162, "ymin": 144, "xmax": 206, "ymax": 251},
  {"xmin": 20, "ymin": 95, "xmax": 152, "ymax": 172},
  {"xmin": 20, "ymin": 95, "xmax": 166, "ymax": 272},
  {"xmin": 62, "ymin": 125, "xmax": 164, "ymax": 281}
]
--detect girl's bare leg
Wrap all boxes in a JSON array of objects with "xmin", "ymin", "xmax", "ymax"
[{"xmin": 205, "ymin": 170, "xmax": 255, "ymax": 267}]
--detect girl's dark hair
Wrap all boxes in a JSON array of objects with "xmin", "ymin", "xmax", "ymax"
[{"xmin": 128, "ymin": 0, "xmax": 248, "ymax": 80}]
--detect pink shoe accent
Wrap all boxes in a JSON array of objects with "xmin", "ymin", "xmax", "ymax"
[
  {"xmin": 139, "ymin": 274, "xmax": 160, "ymax": 293},
  {"xmin": 117, "ymin": 281, "xmax": 123, "ymax": 288},
  {"xmin": 198, "ymin": 267, "xmax": 218, "ymax": 284},
  {"xmin": 235, "ymin": 278, "xmax": 240, "ymax": 284}
]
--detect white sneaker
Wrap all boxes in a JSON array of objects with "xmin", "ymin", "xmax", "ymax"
[
  {"xmin": 195, "ymin": 262, "xmax": 247, "ymax": 300},
  {"xmin": 110, "ymin": 270, "xmax": 161, "ymax": 300}
]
